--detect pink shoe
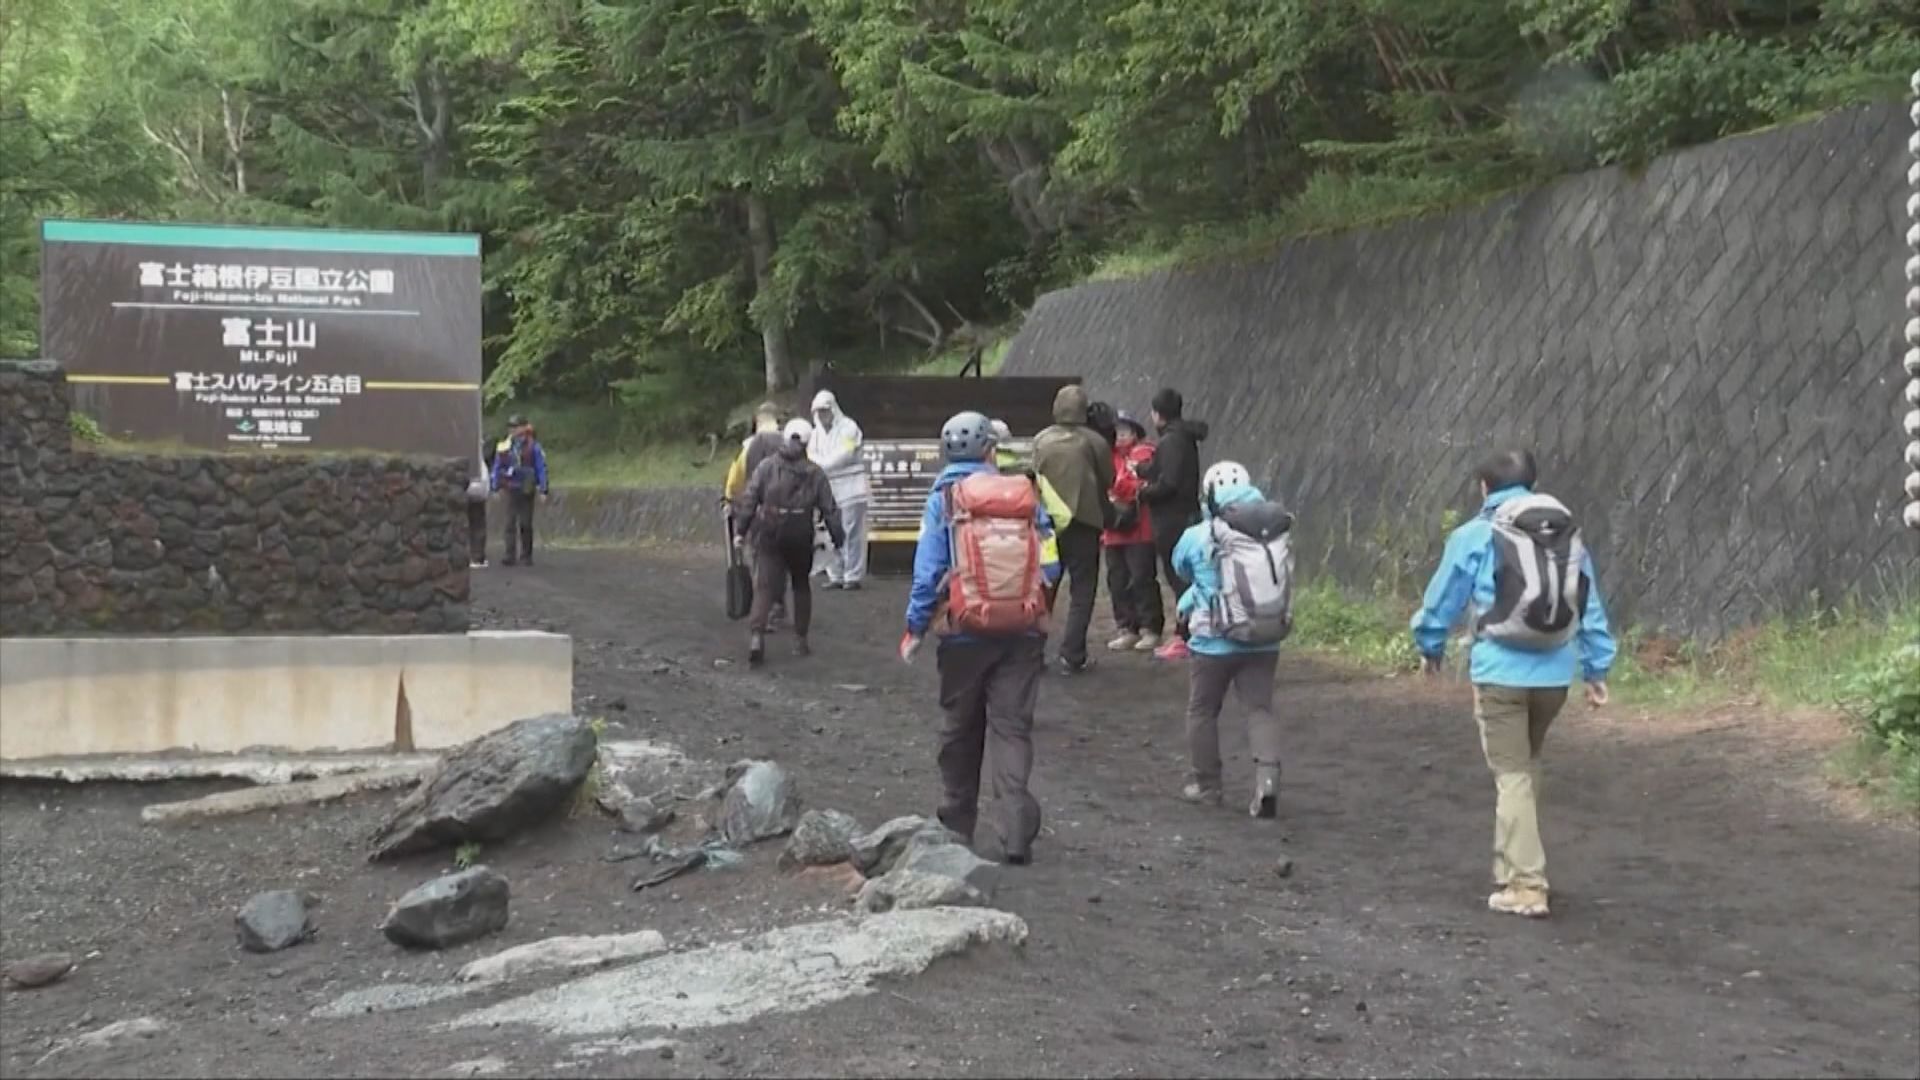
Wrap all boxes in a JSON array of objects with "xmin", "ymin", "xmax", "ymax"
[{"xmin": 1154, "ymin": 638, "xmax": 1192, "ymax": 661}]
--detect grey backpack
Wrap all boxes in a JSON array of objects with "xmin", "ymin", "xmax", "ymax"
[
  {"xmin": 1202, "ymin": 500, "xmax": 1296, "ymax": 646},
  {"xmin": 1476, "ymin": 493, "xmax": 1588, "ymax": 650}
]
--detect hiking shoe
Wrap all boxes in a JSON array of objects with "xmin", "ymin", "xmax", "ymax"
[
  {"xmin": 1057, "ymin": 656, "xmax": 1095, "ymax": 676},
  {"xmin": 471, "ymin": 559, "xmax": 489, "ymax": 569},
  {"xmin": 1107, "ymin": 632, "xmax": 1141, "ymax": 652},
  {"xmin": 1134, "ymin": 632, "xmax": 1162, "ymax": 652},
  {"xmin": 1487, "ymin": 887, "xmax": 1550, "ymax": 918},
  {"xmin": 1005, "ymin": 850, "xmax": 1031, "ymax": 866},
  {"xmin": 1180, "ymin": 783, "xmax": 1223, "ymax": 806},
  {"xmin": 748, "ymin": 633, "xmax": 766, "ymax": 666},
  {"xmin": 823, "ymin": 580, "xmax": 844, "ymax": 591},
  {"xmin": 793, "ymin": 636, "xmax": 811, "ymax": 658},
  {"xmin": 1249, "ymin": 764, "xmax": 1280, "ymax": 819},
  {"xmin": 1154, "ymin": 638, "xmax": 1192, "ymax": 661},
  {"xmin": 842, "ymin": 581, "xmax": 863, "ymax": 591}
]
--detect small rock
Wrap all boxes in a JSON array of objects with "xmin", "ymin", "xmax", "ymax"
[
  {"xmin": 1355, "ymin": 1000, "xmax": 1368, "ymax": 1013},
  {"xmin": 235, "ymin": 891, "xmax": 315, "ymax": 954},
  {"xmin": 1273, "ymin": 857, "xmax": 1294, "ymax": 879},
  {"xmin": 381, "ymin": 867, "xmax": 510, "ymax": 950},
  {"xmin": 5, "ymin": 953, "xmax": 75, "ymax": 989},
  {"xmin": 1742, "ymin": 970, "xmax": 1764, "ymax": 980},
  {"xmin": 1087, "ymin": 894, "xmax": 1103, "ymax": 905},
  {"xmin": 608, "ymin": 697, "xmax": 629, "ymax": 712},
  {"xmin": 617, "ymin": 797, "xmax": 676, "ymax": 835},
  {"xmin": 1255, "ymin": 973, "xmax": 1275, "ymax": 986},
  {"xmin": 445, "ymin": 1056, "xmax": 508, "ymax": 1077},
  {"xmin": 659, "ymin": 1045, "xmax": 676, "ymax": 1060},
  {"xmin": 895, "ymin": 835, "xmax": 1001, "ymax": 899},
  {"xmin": 713, "ymin": 659, "xmax": 732, "ymax": 669},
  {"xmin": 858, "ymin": 869, "xmax": 987, "ymax": 913},
  {"xmin": 851, "ymin": 816, "xmax": 959, "ymax": 877},
  {"xmin": 266, "ymin": 967, "xmax": 286, "ymax": 980},
  {"xmin": 834, "ymin": 684, "xmax": 870, "ymax": 693},
  {"xmin": 1299, "ymin": 1006, "xmax": 1312, "ymax": 1017},
  {"xmin": 46, "ymin": 1017, "xmax": 169, "ymax": 1058},
  {"xmin": 780, "ymin": 810, "xmax": 864, "ymax": 869},
  {"xmin": 719, "ymin": 760, "xmax": 803, "ymax": 845}
]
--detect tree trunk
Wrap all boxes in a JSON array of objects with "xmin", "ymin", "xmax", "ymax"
[
  {"xmin": 220, "ymin": 88, "xmax": 248, "ymax": 197},
  {"xmin": 409, "ymin": 67, "xmax": 453, "ymax": 207},
  {"xmin": 744, "ymin": 189, "xmax": 795, "ymax": 392}
]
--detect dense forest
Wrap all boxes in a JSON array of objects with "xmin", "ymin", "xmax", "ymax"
[{"xmin": 4, "ymin": 0, "xmax": 1915, "ymax": 434}]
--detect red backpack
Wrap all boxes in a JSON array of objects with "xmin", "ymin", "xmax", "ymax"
[{"xmin": 945, "ymin": 473, "xmax": 1049, "ymax": 635}]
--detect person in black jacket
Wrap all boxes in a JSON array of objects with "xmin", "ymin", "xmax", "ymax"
[{"xmin": 1139, "ymin": 388, "xmax": 1209, "ymax": 660}]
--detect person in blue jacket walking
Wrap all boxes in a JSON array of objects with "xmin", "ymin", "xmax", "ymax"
[
  {"xmin": 901, "ymin": 411, "xmax": 1061, "ymax": 864},
  {"xmin": 490, "ymin": 414, "xmax": 549, "ymax": 567},
  {"xmin": 1411, "ymin": 449, "xmax": 1617, "ymax": 919},
  {"xmin": 1171, "ymin": 461, "xmax": 1290, "ymax": 818}
]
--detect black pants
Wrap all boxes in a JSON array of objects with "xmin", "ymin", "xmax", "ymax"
[
  {"xmin": 1156, "ymin": 533, "xmax": 1192, "ymax": 638},
  {"xmin": 749, "ymin": 540, "xmax": 812, "ymax": 636},
  {"xmin": 503, "ymin": 491, "xmax": 536, "ymax": 563},
  {"xmin": 467, "ymin": 500, "xmax": 488, "ymax": 564},
  {"xmin": 936, "ymin": 635, "xmax": 1045, "ymax": 856},
  {"xmin": 1055, "ymin": 522, "xmax": 1102, "ymax": 667},
  {"xmin": 1105, "ymin": 543, "xmax": 1163, "ymax": 635}
]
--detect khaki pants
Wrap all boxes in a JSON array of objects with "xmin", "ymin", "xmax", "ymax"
[{"xmin": 1473, "ymin": 685, "xmax": 1567, "ymax": 893}]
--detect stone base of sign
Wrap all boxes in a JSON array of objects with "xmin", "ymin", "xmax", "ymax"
[{"xmin": 0, "ymin": 631, "xmax": 571, "ymax": 760}]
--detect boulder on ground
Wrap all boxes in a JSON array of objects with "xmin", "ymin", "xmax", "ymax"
[
  {"xmin": 370, "ymin": 714, "xmax": 598, "ymax": 860},
  {"xmin": 4, "ymin": 952, "xmax": 75, "ymax": 989},
  {"xmin": 851, "ymin": 816, "xmax": 962, "ymax": 877},
  {"xmin": 382, "ymin": 867, "xmax": 510, "ymax": 950},
  {"xmin": 780, "ymin": 809, "xmax": 864, "ymax": 869},
  {"xmin": 719, "ymin": 760, "xmax": 802, "ymax": 845},
  {"xmin": 235, "ymin": 890, "xmax": 315, "ymax": 953},
  {"xmin": 617, "ymin": 796, "xmax": 676, "ymax": 835},
  {"xmin": 858, "ymin": 870, "xmax": 987, "ymax": 913},
  {"xmin": 896, "ymin": 834, "xmax": 1001, "ymax": 899}
]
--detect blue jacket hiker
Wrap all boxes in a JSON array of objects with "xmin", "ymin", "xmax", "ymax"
[
  {"xmin": 1169, "ymin": 462, "xmax": 1290, "ymax": 819},
  {"xmin": 491, "ymin": 416, "xmax": 548, "ymax": 566},
  {"xmin": 899, "ymin": 411, "xmax": 1060, "ymax": 866},
  {"xmin": 1408, "ymin": 449, "xmax": 1618, "ymax": 920}
]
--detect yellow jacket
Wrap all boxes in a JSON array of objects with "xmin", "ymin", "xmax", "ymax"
[{"xmin": 723, "ymin": 447, "xmax": 751, "ymax": 501}]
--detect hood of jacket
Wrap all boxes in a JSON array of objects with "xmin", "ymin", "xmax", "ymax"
[
  {"xmin": 1170, "ymin": 419, "xmax": 1210, "ymax": 443},
  {"xmin": 1052, "ymin": 385, "xmax": 1089, "ymax": 425},
  {"xmin": 932, "ymin": 459, "xmax": 995, "ymax": 495},
  {"xmin": 810, "ymin": 390, "xmax": 845, "ymax": 427},
  {"xmin": 1202, "ymin": 482, "xmax": 1263, "ymax": 519}
]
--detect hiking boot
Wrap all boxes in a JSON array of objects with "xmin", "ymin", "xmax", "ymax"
[
  {"xmin": 1249, "ymin": 764, "xmax": 1280, "ymax": 819},
  {"xmin": 793, "ymin": 636, "xmax": 811, "ymax": 658},
  {"xmin": 1154, "ymin": 638, "xmax": 1192, "ymax": 661},
  {"xmin": 1134, "ymin": 632, "xmax": 1162, "ymax": 652},
  {"xmin": 471, "ymin": 559, "xmax": 489, "ymax": 569},
  {"xmin": 1106, "ymin": 631, "xmax": 1140, "ymax": 652},
  {"xmin": 823, "ymin": 580, "xmax": 844, "ymax": 591},
  {"xmin": 1180, "ymin": 782, "xmax": 1223, "ymax": 806},
  {"xmin": 748, "ymin": 632, "xmax": 766, "ymax": 666},
  {"xmin": 1057, "ymin": 656, "xmax": 1095, "ymax": 676},
  {"xmin": 842, "ymin": 581, "xmax": 862, "ymax": 591},
  {"xmin": 1487, "ymin": 886, "xmax": 1550, "ymax": 919}
]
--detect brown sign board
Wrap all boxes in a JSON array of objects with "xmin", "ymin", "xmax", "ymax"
[{"xmin": 40, "ymin": 219, "xmax": 481, "ymax": 472}]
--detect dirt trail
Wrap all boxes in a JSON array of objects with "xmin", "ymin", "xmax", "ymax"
[{"xmin": 3, "ymin": 547, "xmax": 1916, "ymax": 1079}]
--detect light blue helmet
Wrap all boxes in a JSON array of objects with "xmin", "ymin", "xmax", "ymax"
[{"xmin": 941, "ymin": 411, "xmax": 994, "ymax": 462}]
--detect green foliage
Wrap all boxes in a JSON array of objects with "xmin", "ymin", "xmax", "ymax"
[
  {"xmin": 67, "ymin": 412, "xmax": 106, "ymax": 445},
  {"xmin": 1289, "ymin": 579, "xmax": 1421, "ymax": 673},
  {"xmin": 1844, "ymin": 641, "xmax": 1920, "ymax": 758},
  {"xmin": 453, "ymin": 841, "xmax": 482, "ymax": 870},
  {"xmin": 4, "ymin": 0, "xmax": 1915, "ymax": 400}
]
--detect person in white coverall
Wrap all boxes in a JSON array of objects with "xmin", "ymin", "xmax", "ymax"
[{"xmin": 807, "ymin": 390, "xmax": 871, "ymax": 589}]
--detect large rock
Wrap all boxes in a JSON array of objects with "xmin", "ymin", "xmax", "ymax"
[
  {"xmin": 382, "ymin": 867, "xmax": 510, "ymax": 950},
  {"xmin": 858, "ymin": 870, "xmax": 988, "ymax": 913},
  {"xmin": 4, "ymin": 952, "xmax": 75, "ymax": 989},
  {"xmin": 719, "ymin": 760, "xmax": 802, "ymax": 845},
  {"xmin": 235, "ymin": 890, "xmax": 315, "ymax": 953},
  {"xmin": 851, "ymin": 816, "xmax": 962, "ymax": 877},
  {"xmin": 779, "ymin": 809, "xmax": 863, "ymax": 869},
  {"xmin": 895, "ymin": 834, "xmax": 1001, "ymax": 899},
  {"xmin": 370, "ymin": 714, "xmax": 598, "ymax": 859}
]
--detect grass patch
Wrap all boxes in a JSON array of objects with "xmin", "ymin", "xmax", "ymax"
[
  {"xmin": 453, "ymin": 841, "xmax": 482, "ymax": 870},
  {"xmin": 1288, "ymin": 579, "xmax": 1421, "ymax": 673}
]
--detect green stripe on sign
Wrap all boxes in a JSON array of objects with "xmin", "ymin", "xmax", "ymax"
[{"xmin": 42, "ymin": 219, "xmax": 480, "ymax": 257}]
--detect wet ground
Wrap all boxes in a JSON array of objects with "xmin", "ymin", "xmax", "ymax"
[{"xmin": 2, "ymin": 547, "xmax": 1916, "ymax": 1078}]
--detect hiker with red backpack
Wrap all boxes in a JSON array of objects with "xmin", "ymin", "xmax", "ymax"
[
  {"xmin": 490, "ymin": 414, "xmax": 549, "ymax": 567},
  {"xmin": 900, "ymin": 411, "xmax": 1062, "ymax": 865},
  {"xmin": 1172, "ymin": 462, "xmax": 1295, "ymax": 820},
  {"xmin": 737, "ymin": 418, "xmax": 846, "ymax": 666},
  {"xmin": 1410, "ymin": 449, "xmax": 1616, "ymax": 920}
]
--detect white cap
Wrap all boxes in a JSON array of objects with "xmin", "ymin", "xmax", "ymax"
[{"xmin": 784, "ymin": 418, "xmax": 813, "ymax": 444}]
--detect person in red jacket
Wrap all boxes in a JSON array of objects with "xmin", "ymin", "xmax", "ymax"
[{"xmin": 1103, "ymin": 410, "xmax": 1164, "ymax": 652}]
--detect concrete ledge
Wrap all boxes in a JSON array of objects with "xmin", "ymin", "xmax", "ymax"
[{"xmin": 0, "ymin": 632, "xmax": 571, "ymax": 760}]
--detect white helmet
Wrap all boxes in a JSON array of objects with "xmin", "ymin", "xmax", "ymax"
[{"xmin": 1202, "ymin": 461, "xmax": 1251, "ymax": 504}]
